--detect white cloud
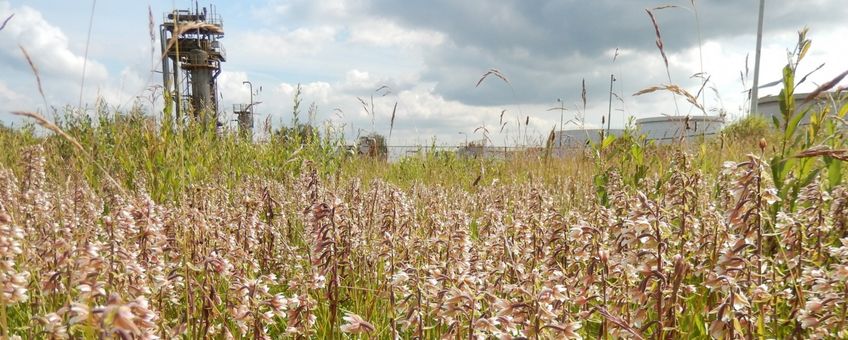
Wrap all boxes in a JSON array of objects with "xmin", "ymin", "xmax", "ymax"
[
  {"xmin": 264, "ymin": 0, "xmax": 359, "ymax": 21},
  {"xmin": 343, "ymin": 69, "xmax": 372, "ymax": 87},
  {"xmin": 0, "ymin": 80, "xmax": 25, "ymax": 102},
  {"xmin": 0, "ymin": 1, "xmax": 151, "ymax": 115},
  {"xmin": 234, "ymin": 26, "xmax": 337, "ymax": 60},
  {"xmin": 3, "ymin": 0, "xmax": 847, "ymax": 147},
  {"xmin": 277, "ymin": 82, "xmax": 332, "ymax": 103},
  {"xmin": 0, "ymin": 2, "xmax": 107, "ymax": 82},
  {"xmin": 93, "ymin": 67, "xmax": 150, "ymax": 110},
  {"xmin": 349, "ymin": 19, "xmax": 445, "ymax": 48}
]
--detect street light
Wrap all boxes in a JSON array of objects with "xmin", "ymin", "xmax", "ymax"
[
  {"xmin": 546, "ymin": 98, "xmax": 567, "ymax": 147},
  {"xmin": 458, "ymin": 131, "xmax": 468, "ymax": 146},
  {"xmin": 242, "ymin": 81, "xmax": 254, "ymax": 115},
  {"xmin": 247, "ymin": 101, "xmax": 263, "ymax": 111},
  {"xmin": 607, "ymin": 74, "xmax": 616, "ymax": 137},
  {"xmin": 557, "ymin": 98, "xmax": 564, "ymax": 146}
]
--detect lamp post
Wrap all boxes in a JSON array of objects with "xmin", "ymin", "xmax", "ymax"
[
  {"xmin": 242, "ymin": 81, "xmax": 254, "ymax": 116},
  {"xmin": 458, "ymin": 131, "xmax": 468, "ymax": 146},
  {"xmin": 545, "ymin": 98, "xmax": 566, "ymax": 147},
  {"xmin": 557, "ymin": 98, "xmax": 564, "ymax": 135},
  {"xmin": 607, "ymin": 74, "xmax": 616, "ymax": 137},
  {"xmin": 247, "ymin": 101, "xmax": 263, "ymax": 111}
]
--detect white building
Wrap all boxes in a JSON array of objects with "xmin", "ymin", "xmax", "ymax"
[
  {"xmin": 757, "ymin": 92, "xmax": 845, "ymax": 126},
  {"xmin": 635, "ymin": 115, "xmax": 724, "ymax": 143},
  {"xmin": 552, "ymin": 128, "xmax": 624, "ymax": 148}
]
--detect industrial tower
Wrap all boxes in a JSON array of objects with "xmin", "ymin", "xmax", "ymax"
[{"xmin": 160, "ymin": 3, "xmax": 225, "ymax": 126}]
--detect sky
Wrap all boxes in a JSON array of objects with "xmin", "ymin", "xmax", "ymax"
[{"xmin": 1, "ymin": 0, "xmax": 846, "ymax": 145}]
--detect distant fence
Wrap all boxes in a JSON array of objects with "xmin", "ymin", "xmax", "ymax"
[
  {"xmin": 648, "ymin": 131, "xmax": 719, "ymax": 143},
  {"xmin": 382, "ymin": 131, "xmax": 721, "ymax": 162},
  {"xmin": 385, "ymin": 146, "xmax": 453, "ymax": 162},
  {"xmin": 384, "ymin": 145, "xmax": 584, "ymax": 162}
]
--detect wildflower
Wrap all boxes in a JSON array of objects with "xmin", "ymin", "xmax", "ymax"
[
  {"xmin": 544, "ymin": 321, "xmax": 582, "ymax": 339},
  {"xmin": 267, "ymin": 293, "xmax": 288, "ymax": 318},
  {"xmin": 93, "ymin": 293, "xmax": 158, "ymax": 338},
  {"xmin": 311, "ymin": 274, "xmax": 326, "ymax": 289},
  {"xmin": 762, "ymin": 188, "xmax": 781, "ymax": 205},
  {"xmin": 473, "ymin": 317, "xmax": 501, "ymax": 335},
  {"xmin": 751, "ymin": 284, "xmax": 772, "ymax": 303},
  {"xmin": 709, "ymin": 320, "xmax": 727, "ymax": 339},
  {"xmin": 797, "ymin": 307, "xmax": 820, "ymax": 329},
  {"xmin": 68, "ymin": 302, "xmax": 91, "ymax": 325},
  {"xmin": 1, "ymin": 211, "xmax": 29, "ymax": 304},
  {"xmin": 40, "ymin": 312, "xmax": 69, "ymax": 339},
  {"xmin": 731, "ymin": 292, "xmax": 750, "ymax": 311},
  {"xmin": 391, "ymin": 270, "xmax": 409, "ymax": 286},
  {"xmin": 340, "ymin": 312, "xmax": 376, "ymax": 334},
  {"xmin": 833, "ymin": 265, "xmax": 848, "ymax": 281}
]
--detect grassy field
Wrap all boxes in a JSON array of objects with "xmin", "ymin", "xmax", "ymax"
[{"xmin": 2, "ymin": 29, "xmax": 848, "ymax": 340}]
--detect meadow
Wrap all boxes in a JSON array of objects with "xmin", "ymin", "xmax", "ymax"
[{"xmin": 2, "ymin": 19, "xmax": 848, "ymax": 340}]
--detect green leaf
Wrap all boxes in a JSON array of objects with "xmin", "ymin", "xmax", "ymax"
[
  {"xmin": 770, "ymin": 156, "xmax": 787, "ymax": 192},
  {"xmin": 809, "ymin": 106, "xmax": 820, "ymax": 126},
  {"xmin": 779, "ymin": 64, "xmax": 796, "ymax": 123},
  {"xmin": 825, "ymin": 118, "xmax": 836, "ymax": 135},
  {"xmin": 826, "ymin": 157, "xmax": 842, "ymax": 189},
  {"xmin": 602, "ymin": 135, "xmax": 617, "ymax": 149},
  {"xmin": 733, "ymin": 317, "xmax": 746, "ymax": 336},
  {"xmin": 800, "ymin": 167, "xmax": 820, "ymax": 189},
  {"xmin": 799, "ymin": 40, "xmax": 811, "ymax": 62},
  {"xmin": 594, "ymin": 173, "xmax": 610, "ymax": 206},
  {"xmin": 784, "ymin": 105, "xmax": 808, "ymax": 144},
  {"xmin": 629, "ymin": 144, "xmax": 644, "ymax": 164},
  {"xmin": 772, "ymin": 115, "xmax": 780, "ymax": 129},
  {"xmin": 757, "ymin": 311, "xmax": 766, "ymax": 340}
]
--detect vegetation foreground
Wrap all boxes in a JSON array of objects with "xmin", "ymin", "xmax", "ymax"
[
  {"xmin": 0, "ymin": 107, "xmax": 846, "ymax": 340},
  {"xmin": 2, "ymin": 35, "xmax": 848, "ymax": 340}
]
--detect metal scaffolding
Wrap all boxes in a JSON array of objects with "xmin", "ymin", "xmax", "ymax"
[{"xmin": 160, "ymin": 2, "xmax": 226, "ymax": 127}]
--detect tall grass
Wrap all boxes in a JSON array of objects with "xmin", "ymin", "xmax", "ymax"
[
  {"xmin": 1, "ymin": 74, "xmax": 846, "ymax": 339},
  {"xmin": 1, "ymin": 9, "xmax": 848, "ymax": 339}
]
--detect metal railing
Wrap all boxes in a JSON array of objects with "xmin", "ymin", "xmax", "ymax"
[
  {"xmin": 382, "ymin": 145, "xmax": 587, "ymax": 162},
  {"xmin": 233, "ymin": 104, "xmax": 250, "ymax": 113},
  {"xmin": 379, "ymin": 131, "xmax": 723, "ymax": 162},
  {"xmin": 162, "ymin": 8, "xmax": 224, "ymax": 29}
]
